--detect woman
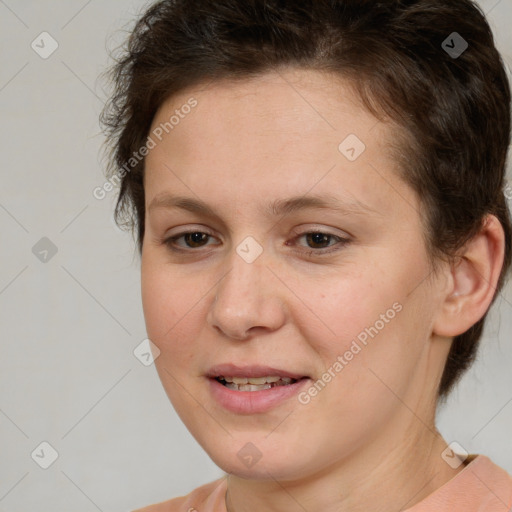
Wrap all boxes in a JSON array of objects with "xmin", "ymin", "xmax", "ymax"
[{"xmin": 100, "ymin": 0, "xmax": 512, "ymax": 510}]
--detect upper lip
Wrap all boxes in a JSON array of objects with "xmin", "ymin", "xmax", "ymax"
[{"xmin": 206, "ymin": 363, "xmax": 308, "ymax": 380}]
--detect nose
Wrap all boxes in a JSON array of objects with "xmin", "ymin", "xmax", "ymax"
[{"xmin": 206, "ymin": 249, "xmax": 287, "ymax": 340}]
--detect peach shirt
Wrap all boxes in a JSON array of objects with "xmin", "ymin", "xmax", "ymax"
[{"xmin": 133, "ymin": 455, "xmax": 512, "ymax": 512}]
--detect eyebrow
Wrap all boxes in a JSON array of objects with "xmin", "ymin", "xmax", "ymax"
[{"xmin": 148, "ymin": 193, "xmax": 380, "ymax": 218}]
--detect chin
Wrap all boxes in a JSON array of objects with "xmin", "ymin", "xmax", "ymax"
[
  {"xmin": 215, "ymin": 455, "xmax": 308, "ymax": 481},
  {"xmin": 198, "ymin": 436, "xmax": 317, "ymax": 482}
]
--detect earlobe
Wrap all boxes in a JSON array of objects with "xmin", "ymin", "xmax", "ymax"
[{"xmin": 433, "ymin": 215, "xmax": 505, "ymax": 338}]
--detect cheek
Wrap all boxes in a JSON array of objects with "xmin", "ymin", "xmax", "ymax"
[
  {"xmin": 301, "ymin": 262, "xmax": 430, "ymax": 394},
  {"xmin": 141, "ymin": 261, "xmax": 203, "ymax": 412},
  {"xmin": 141, "ymin": 258, "xmax": 197, "ymax": 349},
  {"xmin": 301, "ymin": 269, "xmax": 399, "ymax": 356}
]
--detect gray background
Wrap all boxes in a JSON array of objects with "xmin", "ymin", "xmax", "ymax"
[{"xmin": 0, "ymin": 0, "xmax": 511, "ymax": 511}]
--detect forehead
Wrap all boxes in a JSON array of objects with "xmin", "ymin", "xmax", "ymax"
[
  {"xmin": 152, "ymin": 69, "xmax": 378, "ymax": 138},
  {"xmin": 144, "ymin": 69, "xmax": 415, "ymax": 219}
]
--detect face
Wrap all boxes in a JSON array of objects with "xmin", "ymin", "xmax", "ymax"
[{"xmin": 141, "ymin": 69, "xmax": 449, "ymax": 481}]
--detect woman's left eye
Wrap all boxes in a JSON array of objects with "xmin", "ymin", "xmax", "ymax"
[
  {"xmin": 163, "ymin": 230, "xmax": 350, "ymax": 256},
  {"xmin": 291, "ymin": 231, "xmax": 350, "ymax": 256}
]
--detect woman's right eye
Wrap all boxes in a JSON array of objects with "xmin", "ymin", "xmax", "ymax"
[{"xmin": 163, "ymin": 231, "xmax": 217, "ymax": 251}]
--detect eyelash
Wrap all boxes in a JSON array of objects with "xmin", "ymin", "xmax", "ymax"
[{"xmin": 162, "ymin": 229, "xmax": 350, "ymax": 257}]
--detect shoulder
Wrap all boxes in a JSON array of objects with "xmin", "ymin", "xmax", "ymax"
[
  {"xmin": 131, "ymin": 477, "xmax": 228, "ymax": 512},
  {"xmin": 431, "ymin": 455, "xmax": 512, "ymax": 511}
]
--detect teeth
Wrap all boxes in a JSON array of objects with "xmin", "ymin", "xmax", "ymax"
[
  {"xmin": 222, "ymin": 376, "xmax": 292, "ymax": 385},
  {"xmin": 225, "ymin": 383, "xmax": 273, "ymax": 391},
  {"xmin": 218, "ymin": 376, "xmax": 297, "ymax": 391},
  {"xmin": 229, "ymin": 377, "xmax": 249, "ymax": 384}
]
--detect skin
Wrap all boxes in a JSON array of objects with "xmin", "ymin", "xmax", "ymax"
[{"xmin": 140, "ymin": 69, "xmax": 505, "ymax": 512}]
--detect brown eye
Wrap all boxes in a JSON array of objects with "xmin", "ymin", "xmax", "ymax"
[
  {"xmin": 290, "ymin": 231, "xmax": 351, "ymax": 257},
  {"xmin": 164, "ymin": 231, "xmax": 217, "ymax": 251},
  {"xmin": 304, "ymin": 232, "xmax": 335, "ymax": 249},
  {"xmin": 181, "ymin": 232, "xmax": 210, "ymax": 248}
]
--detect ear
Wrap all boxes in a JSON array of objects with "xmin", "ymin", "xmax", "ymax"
[{"xmin": 433, "ymin": 215, "xmax": 506, "ymax": 338}]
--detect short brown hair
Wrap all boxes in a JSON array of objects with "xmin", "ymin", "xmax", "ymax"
[{"xmin": 100, "ymin": 0, "xmax": 512, "ymax": 398}]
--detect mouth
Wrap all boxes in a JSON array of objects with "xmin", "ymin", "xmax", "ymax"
[{"xmin": 205, "ymin": 364, "xmax": 311, "ymax": 413}]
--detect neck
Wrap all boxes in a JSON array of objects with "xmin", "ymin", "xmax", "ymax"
[{"xmin": 225, "ymin": 414, "xmax": 465, "ymax": 512}]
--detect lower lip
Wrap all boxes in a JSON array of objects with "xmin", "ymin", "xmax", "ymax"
[{"xmin": 208, "ymin": 377, "xmax": 311, "ymax": 414}]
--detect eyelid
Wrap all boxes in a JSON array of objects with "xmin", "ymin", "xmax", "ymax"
[
  {"xmin": 164, "ymin": 225, "xmax": 216, "ymax": 238},
  {"xmin": 290, "ymin": 224, "xmax": 352, "ymax": 239}
]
